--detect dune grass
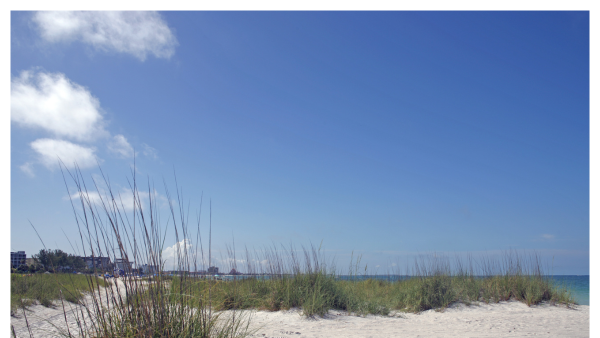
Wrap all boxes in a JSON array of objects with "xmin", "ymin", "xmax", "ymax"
[
  {"xmin": 10, "ymin": 273, "xmax": 110, "ymax": 315},
  {"xmin": 166, "ymin": 248, "xmax": 576, "ymax": 318},
  {"xmin": 14, "ymin": 164, "xmax": 578, "ymax": 337},
  {"xmin": 13, "ymin": 164, "xmax": 254, "ymax": 338}
]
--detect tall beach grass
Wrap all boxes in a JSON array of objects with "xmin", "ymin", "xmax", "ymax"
[
  {"xmin": 13, "ymin": 164, "xmax": 578, "ymax": 337},
  {"xmin": 13, "ymin": 164, "xmax": 253, "ymax": 337},
  {"xmin": 10, "ymin": 273, "xmax": 110, "ymax": 315},
  {"xmin": 166, "ymin": 245, "xmax": 576, "ymax": 318}
]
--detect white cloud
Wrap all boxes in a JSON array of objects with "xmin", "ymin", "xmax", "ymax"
[
  {"xmin": 162, "ymin": 239, "xmax": 193, "ymax": 270},
  {"xmin": 75, "ymin": 188, "xmax": 143, "ymax": 213},
  {"xmin": 68, "ymin": 186, "xmax": 168, "ymax": 214},
  {"xmin": 11, "ymin": 70, "xmax": 107, "ymax": 142},
  {"xmin": 69, "ymin": 191, "xmax": 104, "ymax": 207},
  {"xmin": 13, "ymin": 70, "xmax": 157, "ymax": 175},
  {"xmin": 108, "ymin": 134, "xmax": 134, "ymax": 158},
  {"xmin": 116, "ymin": 188, "xmax": 142, "ymax": 212},
  {"xmin": 33, "ymin": 11, "xmax": 178, "ymax": 61},
  {"xmin": 31, "ymin": 138, "xmax": 98, "ymax": 169},
  {"xmin": 68, "ymin": 189, "xmax": 122, "ymax": 212},
  {"xmin": 70, "ymin": 189, "xmax": 141, "ymax": 212},
  {"xmin": 149, "ymin": 189, "xmax": 169, "ymax": 208},
  {"xmin": 541, "ymin": 234, "xmax": 555, "ymax": 241},
  {"xmin": 119, "ymin": 188, "xmax": 169, "ymax": 212},
  {"xmin": 20, "ymin": 162, "xmax": 35, "ymax": 177},
  {"xmin": 141, "ymin": 143, "xmax": 158, "ymax": 159}
]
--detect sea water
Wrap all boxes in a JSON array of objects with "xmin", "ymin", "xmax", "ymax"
[{"xmin": 549, "ymin": 275, "xmax": 589, "ymax": 305}]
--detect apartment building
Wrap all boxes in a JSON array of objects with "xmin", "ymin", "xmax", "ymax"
[
  {"xmin": 82, "ymin": 256, "xmax": 112, "ymax": 270},
  {"xmin": 115, "ymin": 258, "xmax": 134, "ymax": 271},
  {"xmin": 140, "ymin": 264, "xmax": 158, "ymax": 275},
  {"xmin": 11, "ymin": 251, "xmax": 26, "ymax": 268}
]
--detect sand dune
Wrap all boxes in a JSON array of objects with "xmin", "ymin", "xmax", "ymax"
[
  {"xmin": 11, "ymin": 295, "xmax": 588, "ymax": 338},
  {"xmin": 10, "ymin": 278, "xmax": 128, "ymax": 338}
]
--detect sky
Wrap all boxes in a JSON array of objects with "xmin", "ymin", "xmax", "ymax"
[{"xmin": 9, "ymin": 11, "xmax": 589, "ymax": 274}]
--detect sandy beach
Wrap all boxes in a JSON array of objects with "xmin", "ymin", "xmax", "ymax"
[
  {"xmin": 11, "ymin": 278, "xmax": 128, "ymax": 338},
  {"xmin": 11, "ymin": 289, "xmax": 589, "ymax": 338},
  {"xmin": 246, "ymin": 302, "xmax": 589, "ymax": 338}
]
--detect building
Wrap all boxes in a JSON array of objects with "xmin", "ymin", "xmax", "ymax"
[
  {"xmin": 115, "ymin": 258, "xmax": 134, "ymax": 271},
  {"xmin": 11, "ymin": 251, "xmax": 26, "ymax": 269},
  {"xmin": 207, "ymin": 266, "xmax": 219, "ymax": 274},
  {"xmin": 82, "ymin": 256, "xmax": 112, "ymax": 270},
  {"xmin": 140, "ymin": 264, "xmax": 158, "ymax": 275}
]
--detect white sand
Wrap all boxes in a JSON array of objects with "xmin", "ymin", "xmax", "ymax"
[
  {"xmin": 11, "ymin": 294, "xmax": 589, "ymax": 338},
  {"xmin": 246, "ymin": 302, "xmax": 589, "ymax": 338},
  {"xmin": 11, "ymin": 278, "xmax": 129, "ymax": 338}
]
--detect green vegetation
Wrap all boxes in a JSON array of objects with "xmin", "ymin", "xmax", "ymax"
[
  {"xmin": 165, "ymin": 251, "xmax": 576, "ymax": 318},
  {"xmin": 103, "ymin": 273, "xmax": 252, "ymax": 338},
  {"xmin": 31, "ymin": 249, "xmax": 87, "ymax": 272},
  {"xmin": 13, "ymin": 165, "xmax": 254, "ymax": 338},
  {"xmin": 13, "ymin": 165, "xmax": 578, "ymax": 337},
  {"xmin": 10, "ymin": 273, "xmax": 110, "ymax": 315}
]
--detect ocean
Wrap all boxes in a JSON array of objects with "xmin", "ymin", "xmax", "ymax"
[{"xmin": 549, "ymin": 275, "xmax": 589, "ymax": 305}]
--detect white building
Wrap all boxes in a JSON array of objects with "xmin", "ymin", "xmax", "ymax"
[
  {"xmin": 82, "ymin": 256, "xmax": 112, "ymax": 270},
  {"xmin": 140, "ymin": 264, "xmax": 158, "ymax": 275},
  {"xmin": 115, "ymin": 258, "xmax": 134, "ymax": 271}
]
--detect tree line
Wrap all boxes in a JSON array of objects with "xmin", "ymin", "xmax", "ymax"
[{"xmin": 13, "ymin": 249, "xmax": 87, "ymax": 273}]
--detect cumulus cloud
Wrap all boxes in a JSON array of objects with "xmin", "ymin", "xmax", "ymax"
[
  {"xmin": 20, "ymin": 162, "xmax": 35, "ymax": 177},
  {"xmin": 69, "ymin": 191, "xmax": 105, "ymax": 207},
  {"xmin": 141, "ymin": 143, "xmax": 158, "ymax": 159},
  {"xmin": 13, "ymin": 69, "xmax": 156, "ymax": 174},
  {"xmin": 541, "ymin": 234, "xmax": 555, "ymax": 241},
  {"xmin": 31, "ymin": 138, "xmax": 98, "ymax": 169},
  {"xmin": 162, "ymin": 239, "xmax": 193, "ymax": 270},
  {"xmin": 68, "ymin": 186, "xmax": 168, "ymax": 214},
  {"xmin": 70, "ymin": 189, "xmax": 136, "ymax": 212},
  {"xmin": 108, "ymin": 134, "xmax": 134, "ymax": 158},
  {"xmin": 116, "ymin": 188, "xmax": 144, "ymax": 212},
  {"xmin": 11, "ymin": 70, "xmax": 107, "ymax": 142},
  {"xmin": 33, "ymin": 11, "xmax": 178, "ymax": 61},
  {"xmin": 122, "ymin": 188, "xmax": 168, "ymax": 212}
]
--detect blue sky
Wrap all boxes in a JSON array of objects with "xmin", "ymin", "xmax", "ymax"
[{"xmin": 10, "ymin": 11, "xmax": 589, "ymax": 274}]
